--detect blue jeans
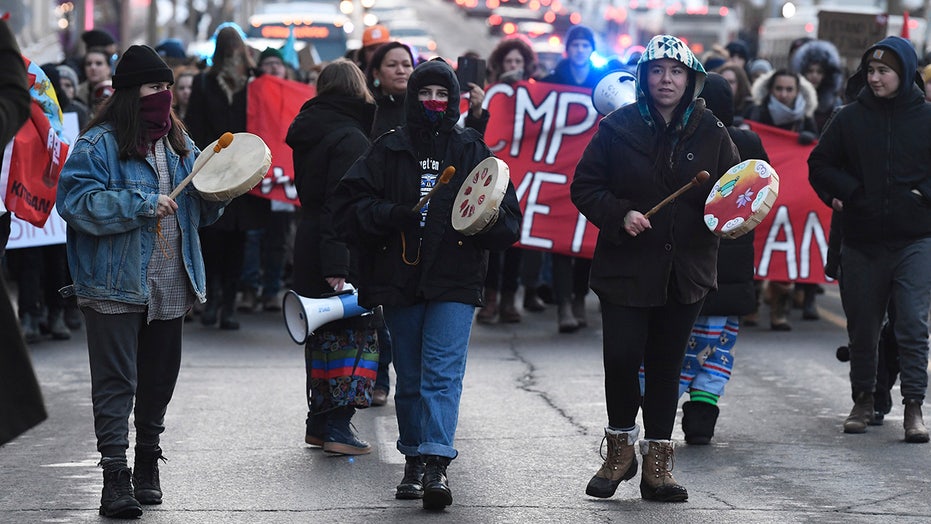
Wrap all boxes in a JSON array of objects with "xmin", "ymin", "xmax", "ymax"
[{"xmin": 384, "ymin": 301, "xmax": 475, "ymax": 459}]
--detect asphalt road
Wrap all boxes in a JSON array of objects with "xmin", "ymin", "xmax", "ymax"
[{"xmin": 3, "ymin": 284, "xmax": 931, "ymax": 523}]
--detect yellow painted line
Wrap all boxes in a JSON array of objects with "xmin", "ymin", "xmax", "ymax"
[{"xmin": 817, "ymin": 306, "xmax": 846, "ymax": 330}]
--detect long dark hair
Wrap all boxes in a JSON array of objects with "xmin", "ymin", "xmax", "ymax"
[{"xmin": 84, "ymin": 87, "xmax": 190, "ymax": 160}]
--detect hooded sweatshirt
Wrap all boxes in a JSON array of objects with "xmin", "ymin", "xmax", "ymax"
[
  {"xmin": 331, "ymin": 59, "xmax": 522, "ymax": 308},
  {"xmin": 809, "ymin": 36, "xmax": 931, "ymax": 247}
]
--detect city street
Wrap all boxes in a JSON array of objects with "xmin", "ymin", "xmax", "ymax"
[{"xmin": 3, "ymin": 285, "xmax": 931, "ymax": 523}]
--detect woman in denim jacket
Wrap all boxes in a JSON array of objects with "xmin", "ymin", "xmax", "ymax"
[{"xmin": 57, "ymin": 45, "xmax": 225, "ymax": 519}]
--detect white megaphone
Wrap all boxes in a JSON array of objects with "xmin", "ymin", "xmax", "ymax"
[
  {"xmin": 592, "ymin": 70, "xmax": 637, "ymax": 116},
  {"xmin": 282, "ymin": 284, "xmax": 372, "ymax": 344}
]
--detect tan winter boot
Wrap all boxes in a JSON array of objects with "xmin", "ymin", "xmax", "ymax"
[
  {"xmin": 843, "ymin": 391, "xmax": 874, "ymax": 434},
  {"xmin": 904, "ymin": 399, "xmax": 930, "ymax": 443},
  {"xmin": 639, "ymin": 440, "xmax": 688, "ymax": 502},
  {"xmin": 585, "ymin": 426, "xmax": 639, "ymax": 498},
  {"xmin": 476, "ymin": 288, "xmax": 498, "ymax": 324}
]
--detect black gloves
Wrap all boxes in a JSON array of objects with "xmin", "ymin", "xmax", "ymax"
[
  {"xmin": 798, "ymin": 130, "xmax": 817, "ymax": 145},
  {"xmin": 389, "ymin": 204, "xmax": 422, "ymax": 228}
]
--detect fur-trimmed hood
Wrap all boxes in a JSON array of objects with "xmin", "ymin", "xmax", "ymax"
[
  {"xmin": 749, "ymin": 70, "xmax": 818, "ymax": 118},
  {"xmin": 790, "ymin": 39, "xmax": 844, "ymax": 97}
]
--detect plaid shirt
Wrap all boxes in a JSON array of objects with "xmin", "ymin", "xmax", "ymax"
[{"xmin": 79, "ymin": 139, "xmax": 194, "ymax": 321}]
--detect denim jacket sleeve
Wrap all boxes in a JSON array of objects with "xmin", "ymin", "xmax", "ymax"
[{"xmin": 57, "ymin": 129, "xmax": 160, "ymax": 236}]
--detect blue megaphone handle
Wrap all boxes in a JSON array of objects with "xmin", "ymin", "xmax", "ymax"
[{"xmin": 338, "ymin": 292, "xmax": 369, "ymax": 317}]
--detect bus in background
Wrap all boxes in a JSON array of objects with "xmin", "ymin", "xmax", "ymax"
[{"xmin": 246, "ymin": 2, "xmax": 352, "ymax": 62}]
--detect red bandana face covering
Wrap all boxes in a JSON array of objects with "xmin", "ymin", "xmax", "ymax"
[
  {"xmin": 421, "ymin": 99, "xmax": 448, "ymax": 125},
  {"xmin": 138, "ymin": 89, "xmax": 173, "ymax": 153}
]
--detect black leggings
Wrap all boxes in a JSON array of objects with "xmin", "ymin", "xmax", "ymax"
[{"xmin": 600, "ymin": 297, "xmax": 703, "ymax": 439}]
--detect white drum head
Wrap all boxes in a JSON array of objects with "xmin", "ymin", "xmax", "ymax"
[
  {"xmin": 451, "ymin": 157, "xmax": 510, "ymax": 236},
  {"xmin": 191, "ymin": 132, "xmax": 272, "ymax": 201}
]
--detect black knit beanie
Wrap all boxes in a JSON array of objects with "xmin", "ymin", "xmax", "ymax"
[
  {"xmin": 565, "ymin": 25, "xmax": 596, "ymax": 49},
  {"xmin": 112, "ymin": 45, "xmax": 173, "ymax": 89}
]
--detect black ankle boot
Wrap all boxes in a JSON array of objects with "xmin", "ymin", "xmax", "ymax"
[
  {"xmin": 396, "ymin": 455, "xmax": 426, "ymax": 500},
  {"xmin": 133, "ymin": 446, "xmax": 166, "ymax": 505},
  {"xmin": 422, "ymin": 455, "xmax": 452, "ymax": 510},
  {"xmin": 681, "ymin": 401, "xmax": 720, "ymax": 445},
  {"xmin": 99, "ymin": 460, "xmax": 143, "ymax": 518}
]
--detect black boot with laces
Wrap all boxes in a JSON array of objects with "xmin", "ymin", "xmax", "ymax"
[
  {"xmin": 99, "ymin": 458, "xmax": 143, "ymax": 518},
  {"xmin": 422, "ymin": 455, "xmax": 452, "ymax": 510},
  {"xmin": 133, "ymin": 446, "xmax": 166, "ymax": 505},
  {"xmin": 396, "ymin": 455, "xmax": 426, "ymax": 499}
]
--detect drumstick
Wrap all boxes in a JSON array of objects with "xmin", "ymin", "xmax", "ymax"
[
  {"xmin": 643, "ymin": 170, "xmax": 710, "ymax": 219},
  {"xmin": 167, "ymin": 132, "xmax": 235, "ymax": 199},
  {"xmin": 412, "ymin": 166, "xmax": 456, "ymax": 212}
]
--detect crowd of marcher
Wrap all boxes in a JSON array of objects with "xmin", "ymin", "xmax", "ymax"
[{"xmin": 4, "ymin": 10, "xmax": 931, "ymax": 519}]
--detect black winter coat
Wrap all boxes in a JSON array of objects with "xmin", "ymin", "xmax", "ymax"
[
  {"xmin": 184, "ymin": 72, "xmax": 269, "ymax": 231},
  {"xmin": 287, "ymin": 95, "xmax": 375, "ymax": 298},
  {"xmin": 571, "ymin": 100, "xmax": 740, "ymax": 307},
  {"xmin": 809, "ymin": 77, "xmax": 931, "ymax": 247}
]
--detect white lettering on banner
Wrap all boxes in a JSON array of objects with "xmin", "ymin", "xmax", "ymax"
[
  {"xmin": 758, "ymin": 206, "xmax": 801, "ymax": 279},
  {"xmin": 799, "ymin": 210, "xmax": 829, "ymax": 279},
  {"xmin": 519, "ymin": 171, "xmax": 569, "ymax": 249},
  {"xmin": 484, "ymin": 84, "xmax": 598, "ymax": 165},
  {"xmin": 258, "ymin": 165, "xmax": 298, "ymax": 201},
  {"xmin": 547, "ymin": 92, "xmax": 599, "ymax": 165},
  {"xmin": 571, "ymin": 212, "xmax": 588, "ymax": 253},
  {"xmin": 483, "ymin": 83, "xmax": 515, "ymax": 154}
]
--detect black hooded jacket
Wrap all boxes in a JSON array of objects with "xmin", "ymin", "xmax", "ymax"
[
  {"xmin": 809, "ymin": 36, "xmax": 931, "ymax": 248},
  {"xmin": 332, "ymin": 59, "xmax": 522, "ymax": 308},
  {"xmin": 286, "ymin": 94, "xmax": 375, "ymax": 298}
]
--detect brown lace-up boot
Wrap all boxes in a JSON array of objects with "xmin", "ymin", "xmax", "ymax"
[
  {"xmin": 585, "ymin": 426, "xmax": 639, "ymax": 498},
  {"xmin": 639, "ymin": 440, "xmax": 688, "ymax": 502}
]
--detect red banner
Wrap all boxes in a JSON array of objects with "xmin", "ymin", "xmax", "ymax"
[
  {"xmin": 2, "ymin": 101, "xmax": 68, "ymax": 228},
  {"xmin": 482, "ymin": 82, "xmax": 832, "ymax": 283},
  {"xmin": 745, "ymin": 122, "xmax": 830, "ymax": 284},
  {"xmin": 484, "ymin": 80, "xmax": 601, "ymax": 257},
  {"xmin": 246, "ymin": 74, "xmax": 315, "ymax": 206}
]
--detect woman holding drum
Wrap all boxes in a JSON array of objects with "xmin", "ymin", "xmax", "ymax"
[
  {"xmin": 57, "ymin": 45, "xmax": 226, "ymax": 518},
  {"xmin": 333, "ymin": 59, "xmax": 521, "ymax": 511},
  {"xmin": 571, "ymin": 35, "xmax": 739, "ymax": 502}
]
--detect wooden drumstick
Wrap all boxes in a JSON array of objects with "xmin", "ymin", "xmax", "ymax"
[
  {"xmin": 412, "ymin": 166, "xmax": 456, "ymax": 212},
  {"xmin": 643, "ymin": 170, "xmax": 710, "ymax": 219},
  {"xmin": 168, "ymin": 132, "xmax": 235, "ymax": 199}
]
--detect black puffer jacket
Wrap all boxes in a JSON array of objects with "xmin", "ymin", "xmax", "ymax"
[
  {"xmin": 286, "ymin": 94, "xmax": 375, "ymax": 298},
  {"xmin": 809, "ymin": 36, "xmax": 931, "ymax": 248},
  {"xmin": 572, "ymin": 95, "xmax": 739, "ymax": 307},
  {"xmin": 333, "ymin": 60, "xmax": 522, "ymax": 308}
]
